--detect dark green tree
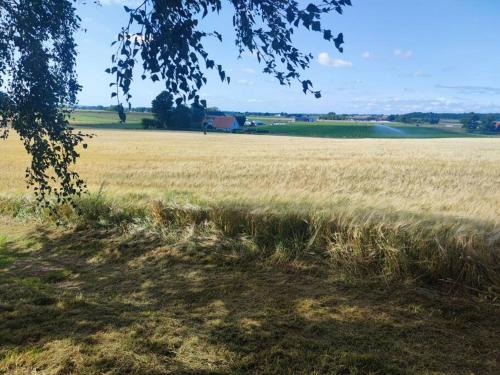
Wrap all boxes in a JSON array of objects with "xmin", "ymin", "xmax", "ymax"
[
  {"xmin": 191, "ymin": 102, "xmax": 206, "ymax": 129},
  {"xmin": 151, "ymin": 91, "xmax": 174, "ymax": 127},
  {"xmin": 0, "ymin": 0, "xmax": 89, "ymax": 205},
  {"xmin": 171, "ymin": 105, "xmax": 192, "ymax": 130},
  {"xmin": 461, "ymin": 113, "xmax": 481, "ymax": 131},
  {"xmin": 429, "ymin": 113, "xmax": 440, "ymax": 125},
  {"xmin": 479, "ymin": 114, "xmax": 496, "ymax": 133},
  {"xmin": 0, "ymin": 91, "xmax": 9, "ymax": 112},
  {"xmin": 235, "ymin": 115, "xmax": 247, "ymax": 127},
  {"xmin": 1, "ymin": 0, "xmax": 351, "ymax": 203}
]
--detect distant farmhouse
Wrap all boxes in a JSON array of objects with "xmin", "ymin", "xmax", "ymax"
[
  {"xmin": 496, "ymin": 121, "xmax": 500, "ymax": 130},
  {"xmin": 294, "ymin": 114, "xmax": 316, "ymax": 122},
  {"xmin": 247, "ymin": 120, "xmax": 266, "ymax": 126},
  {"xmin": 204, "ymin": 112, "xmax": 240, "ymax": 132}
]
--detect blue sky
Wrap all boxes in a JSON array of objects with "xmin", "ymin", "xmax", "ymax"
[{"xmin": 75, "ymin": 0, "xmax": 500, "ymax": 114}]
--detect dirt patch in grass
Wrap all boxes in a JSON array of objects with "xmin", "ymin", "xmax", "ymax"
[{"xmin": 0, "ymin": 218, "xmax": 499, "ymax": 374}]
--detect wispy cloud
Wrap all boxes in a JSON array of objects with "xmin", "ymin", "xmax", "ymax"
[
  {"xmin": 361, "ymin": 51, "xmax": 373, "ymax": 60},
  {"xmin": 436, "ymin": 84, "xmax": 500, "ymax": 95},
  {"xmin": 242, "ymin": 68, "xmax": 256, "ymax": 74},
  {"xmin": 317, "ymin": 52, "xmax": 352, "ymax": 68},
  {"xmin": 399, "ymin": 70, "xmax": 430, "ymax": 78},
  {"xmin": 413, "ymin": 69, "xmax": 430, "ymax": 78},
  {"xmin": 237, "ymin": 79, "xmax": 255, "ymax": 86},
  {"xmin": 394, "ymin": 49, "xmax": 413, "ymax": 59},
  {"xmin": 347, "ymin": 96, "xmax": 500, "ymax": 114}
]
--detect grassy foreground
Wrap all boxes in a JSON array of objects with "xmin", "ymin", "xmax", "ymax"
[{"xmin": 1, "ymin": 214, "xmax": 499, "ymax": 374}]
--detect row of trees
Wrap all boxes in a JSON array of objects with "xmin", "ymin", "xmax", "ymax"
[
  {"xmin": 460, "ymin": 113, "xmax": 499, "ymax": 132},
  {"xmin": 386, "ymin": 112, "xmax": 500, "ymax": 132},
  {"xmin": 144, "ymin": 91, "xmax": 205, "ymax": 130},
  {"xmin": 147, "ymin": 92, "xmax": 248, "ymax": 130},
  {"xmin": 78, "ymin": 105, "xmax": 151, "ymax": 113},
  {"xmin": 319, "ymin": 112, "xmax": 350, "ymax": 120},
  {"xmin": 387, "ymin": 113, "xmax": 440, "ymax": 124}
]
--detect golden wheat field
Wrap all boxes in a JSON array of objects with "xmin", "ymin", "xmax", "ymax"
[
  {"xmin": 2, "ymin": 129, "xmax": 500, "ymax": 374},
  {"xmin": 2, "ymin": 129, "xmax": 500, "ymax": 224}
]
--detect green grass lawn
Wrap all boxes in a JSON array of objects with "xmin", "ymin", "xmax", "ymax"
[
  {"xmin": 70, "ymin": 110, "xmax": 153, "ymax": 130},
  {"xmin": 259, "ymin": 122, "xmax": 478, "ymax": 139}
]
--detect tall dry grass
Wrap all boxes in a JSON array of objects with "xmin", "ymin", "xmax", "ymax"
[{"xmin": 1, "ymin": 130, "xmax": 499, "ymax": 288}]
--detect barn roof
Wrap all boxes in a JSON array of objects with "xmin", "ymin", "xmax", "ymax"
[{"xmin": 212, "ymin": 116, "xmax": 237, "ymax": 129}]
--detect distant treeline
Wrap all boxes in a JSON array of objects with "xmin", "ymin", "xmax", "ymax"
[
  {"xmin": 458, "ymin": 113, "xmax": 500, "ymax": 133},
  {"xmin": 77, "ymin": 105, "xmax": 151, "ymax": 113},
  {"xmin": 318, "ymin": 113, "xmax": 387, "ymax": 121},
  {"xmin": 428, "ymin": 112, "xmax": 500, "ymax": 121},
  {"xmin": 319, "ymin": 112, "xmax": 351, "ymax": 120},
  {"xmin": 387, "ymin": 113, "xmax": 441, "ymax": 124},
  {"xmin": 387, "ymin": 112, "xmax": 500, "ymax": 122},
  {"xmin": 235, "ymin": 111, "xmax": 290, "ymax": 117},
  {"xmin": 386, "ymin": 112, "xmax": 500, "ymax": 132}
]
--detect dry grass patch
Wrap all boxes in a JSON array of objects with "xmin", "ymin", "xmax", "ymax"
[{"xmin": 0, "ymin": 218, "xmax": 499, "ymax": 374}]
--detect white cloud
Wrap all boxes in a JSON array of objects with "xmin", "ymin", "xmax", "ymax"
[
  {"xmin": 436, "ymin": 84, "xmax": 500, "ymax": 95},
  {"xmin": 342, "ymin": 96, "xmax": 500, "ymax": 114},
  {"xmin": 361, "ymin": 51, "xmax": 373, "ymax": 60},
  {"xmin": 413, "ymin": 69, "xmax": 430, "ymax": 77},
  {"xmin": 394, "ymin": 49, "xmax": 413, "ymax": 59},
  {"xmin": 317, "ymin": 52, "xmax": 352, "ymax": 68},
  {"xmin": 242, "ymin": 68, "xmax": 256, "ymax": 74},
  {"xmin": 237, "ymin": 79, "xmax": 254, "ymax": 86}
]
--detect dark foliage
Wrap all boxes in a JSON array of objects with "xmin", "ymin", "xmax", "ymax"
[
  {"xmin": 0, "ymin": 0, "xmax": 90, "ymax": 206},
  {"xmin": 110, "ymin": 0, "xmax": 351, "ymax": 103},
  {"xmin": 151, "ymin": 91, "xmax": 174, "ymax": 127},
  {"xmin": 170, "ymin": 104, "xmax": 192, "ymax": 130},
  {"xmin": 191, "ymin": 102, "xmax": 206, "ymax": 129},
  {"xmin": 387, "ymin": 112, "xmax": 500, "ymax": 132},
  {"xmin": 235, "ymin": 115, "xmax": 247, "ymax": 127},
  {"xmin": 461, "ymin": 113, "xmax": 499, "ymax": 132},
  {"xmin": 141, "ymin": 118, "xmax": 162, "ymax": 129},
  {"xmin": 319, "ymin": 112, "xmax": 349, "ymax": 120},
  {"xmin": 151, "ymin": 91, "xmax": 203, "ymax": 129},
  {"xmin": 387, "ymin": 113, "xmax": 440, "ymax": 125}
]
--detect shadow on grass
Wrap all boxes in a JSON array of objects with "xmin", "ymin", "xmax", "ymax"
[{"xmin": 0, "ymin": 223, "xmax": 499, "ymax": 374}]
